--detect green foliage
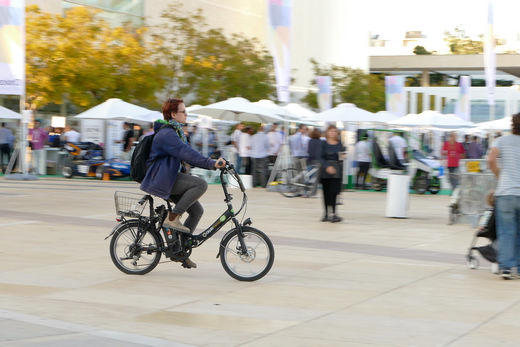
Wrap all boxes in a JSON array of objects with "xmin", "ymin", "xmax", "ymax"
[
  {"xmin": 413, "ymin": 45, "xmax": 432, "ymax": 55},
  {"xmin": 302, "ymin": 59, "xmax": 385, "ymax": 112},
  {"xmin": 444, "ymin": 27, "xmax": 484, "ymax": 54},
  {"xmin": 156, "ymin": 2, "xmax": 276, "ymax": 104},
  {"xmin": 26, "ymin": 5, "xmax": 168, "ymax": 111}
]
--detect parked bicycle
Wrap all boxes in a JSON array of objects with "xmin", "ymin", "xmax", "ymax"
[
  {"xmin": 105, "ymin": 160, "xmax": 274, "ymax": 281},
  {"xmin": 274, "ymin": 161, "xmax": 320, "ymax": 198}
]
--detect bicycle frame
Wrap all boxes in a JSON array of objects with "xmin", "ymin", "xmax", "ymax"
[{"xmin": 110, "ymin": 162, "xmax": 250, "ymax": 254}]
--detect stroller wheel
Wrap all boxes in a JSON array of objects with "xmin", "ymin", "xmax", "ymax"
[
  {"xmin": 466, "ymin": 256, "xmax": 479, "ymax": 269},
  {"xmin": 491, "ymin": 263, "xmax": 499, "ymax": 274}
]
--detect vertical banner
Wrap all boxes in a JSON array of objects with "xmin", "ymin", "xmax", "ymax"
[
  {"xmin": 385, "ymin": 76, "xmax": 405, "ymax": 117},
  {"xmin": 0, "ymin": 0, "xmax": 25, "ymax": 95},
  {"xmin": 484, "ymin": 0, "xmax": 495, "ymax": 107},
  {"xmin": 268, "ymin": 0, "xmax": 292, "ymax": 102},
  {"xmin": 455, "ymin": 76, "xmax": 471, "ymax": 121},
  {"xmin": 316, "ymin": 76, "xmax": 332, "ymax": 112}
]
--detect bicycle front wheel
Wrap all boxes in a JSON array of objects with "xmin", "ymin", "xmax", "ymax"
[
  {"xmin": 110, "ymin": 219, "xmax": 162, "ymax": 275},
  {"xmin": 275, "ymin": 168, "xmax": 301, "ymax": 198},
  {"xmin": 219, "ymin": 227, "xmax": 274, "ymax": 281}
]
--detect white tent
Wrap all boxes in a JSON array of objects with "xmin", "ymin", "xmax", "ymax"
[
  {"xmin": 190, "ymin": 97, "xmax": 285, "ymax": 123},
  {"xmin": 284, "ymin": 103, "xmax": 317, "ymax": 119},
  {"xmin": 74, "ymin": 98, "xmax": 156, "ymax": 122},
  {"xmin": 388, "ymin": 110, "xmax": 476, "ymax": 129},
  {"xmin": 0, "ymin": 105, "xmax": 21, "ymax": 119},
  {"xmin": 309, "ymin": 103, "xmax": 376, "ymax": 123},
  {"xmin": 374, "ymin": 111, "xmax": 400, "ymax": 123},
  {"xmin": 251, "ymin": 99, "xmax": 317, "ymax": 126},
  {"xmin": 476, "ymin": 116, "xmax": 512, "ymax": 131}
]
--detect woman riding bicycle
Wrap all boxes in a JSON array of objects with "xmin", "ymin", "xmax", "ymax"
[{"xmin": 140, "ymin": 98, "xmax": 225, "ymax": 268}]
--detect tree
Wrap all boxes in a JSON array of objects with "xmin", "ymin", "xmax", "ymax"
[
  {"xmin": 301, "ymin": 59, "xmax": 385, "ymax": 112},
  {"xmin": 413, "ymin": 45, "xmax": 432, "ymax": 55},
  {"xmin": 444, "ymin": 27, "xmax": 484, "ymax": 54},
  {"xmin": 26, "ymin": 5, "xmax": 168, "ymax": 111},
  {"xmin": 156, "ymin": 2, "xmax": 276, "ymax": 104}
]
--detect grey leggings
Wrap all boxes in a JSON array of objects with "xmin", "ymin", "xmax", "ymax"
[{"xmin": 170, "ymin": 173, "xmax": 208, "ymax": 232}]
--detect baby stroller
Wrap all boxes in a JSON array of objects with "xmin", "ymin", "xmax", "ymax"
[{"xmin": 466, "ymin": 209, "xmax": 499, "ymax": 274}]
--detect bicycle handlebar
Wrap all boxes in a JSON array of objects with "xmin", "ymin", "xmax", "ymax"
[{"xmin": 219, "ymin": 159, "xmax": 245, "ymax": 192}]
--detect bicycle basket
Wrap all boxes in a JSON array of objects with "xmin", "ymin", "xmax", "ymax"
[{"xmin": 114, "ymin": 191, "xmax": 148, "ymax": 217}]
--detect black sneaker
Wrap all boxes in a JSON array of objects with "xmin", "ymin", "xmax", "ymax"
[
  {"xmin": 330, "ymin": 215, "xmax": 343, "ymax": 223},
  {"xmin": 321, "ymin": 215, "xmax": 330, "ymax": 222},
  {"xmin": 501, "ymin": 269, "xmax": 512, "ymax": 280}
]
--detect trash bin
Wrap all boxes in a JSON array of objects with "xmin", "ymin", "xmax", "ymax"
[{"xmin": 385, "ymin": 171, "xmax": 410, "ymax": 218}]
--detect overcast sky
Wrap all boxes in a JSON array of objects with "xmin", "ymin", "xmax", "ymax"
[{"xmin": 364, "ymin": 0, "xmax": 519, "ymax": 42}]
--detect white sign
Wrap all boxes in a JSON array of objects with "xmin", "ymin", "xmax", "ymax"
[{"xmin": 0, "ymin": 0, "xmax": 25, "ymax": 95}]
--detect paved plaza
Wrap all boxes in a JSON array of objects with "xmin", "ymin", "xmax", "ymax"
[{"xmin": 0, "ymin": 177, "xmax": 519, "ymax": 346}]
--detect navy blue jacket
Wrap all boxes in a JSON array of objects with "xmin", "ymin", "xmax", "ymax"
[{"xmin": 140, "ymin": 121, "xmax": 216, "ymax": 200}]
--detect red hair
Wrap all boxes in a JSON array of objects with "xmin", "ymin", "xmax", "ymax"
[{"xmin": 162, "ymin": 98, "xmax": 184, "ymax": 121}]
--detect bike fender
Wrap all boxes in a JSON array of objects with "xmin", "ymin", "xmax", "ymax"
[
  {"xmin": 104, "ymin": 219, "xmax": 138, "ymax": 240},
  {"xmin": 216, "ymin": 225, "xmax": 258, "ymax": 258}
]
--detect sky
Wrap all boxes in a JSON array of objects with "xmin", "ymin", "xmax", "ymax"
[{"xmin": 364, "ymin": 0, "xmax": 520, "ymax": 49}]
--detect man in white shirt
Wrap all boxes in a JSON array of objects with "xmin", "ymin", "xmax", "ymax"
[
  {"xmin": 231, "ymin": 123, "xmax": 244, "ymax": 171},
  {"xmin": 62, "ymin": 125, "xmax": 81, "ymax": 143},
  {"xmin": 267, "ymin": 123, "xmax": 283, "ymax": 165},
  {"xmin": 251, "ymin": 125, "xmax": 270, "ymax": 187},
  {"xmin": 389, "ymin": 131, "xmax": 407, "ymax": 164},
  {"xmin": 238, "ymin": 126, "xmax": 253, "ymax": 174},
  {"xmin": 289, "ymin": 124, "xmax": 309, "ymax": 170},
  {"xmin": 355, "ymin": 135, "xmax": 372, "ymax": 189}
]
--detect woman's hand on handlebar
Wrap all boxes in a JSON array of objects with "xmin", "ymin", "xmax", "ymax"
[{"xmin": 214, "ymin": 158, "xmax": 226, "ymax": 169}]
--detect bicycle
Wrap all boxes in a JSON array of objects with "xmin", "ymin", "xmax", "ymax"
[
  {"xmin": 274, "ymin": 161, "xmax": 320, "ymax": 198},
  {"xmin": 105, "ymin": 160, "xmax": 275, "ymax": 281}
]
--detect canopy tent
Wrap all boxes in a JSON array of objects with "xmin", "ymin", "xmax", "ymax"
[
  {"xmin": 388, "ymin": 110, "xmax": 476, "ymax": 129},
  {"xmin": 74, "ymin": 98, "xmax": 156, "ymax": 122},
  {"xmin": 476, "ymin": 116, "xmax": 512, "ymax": 131},
  {"xmin": 251, "ymin": 99, "xmax": 317, "ymax": 126},
  {"xmin": 374, "ymin": 111, "xmax": 400, "ymax": 123},
  {"xmin": 0, "ymin": 105, "xmax": 21, "ymax": 119},
  {"xmin": 190, "ymin": 97, "xmax": 285, "ymax": 123},
  {"xmin": 284, "ymin": 103, "xmax": 317, "ymax": 119},
  {"xmin": 309, "ymin": 103, "xmax": 376, "ymax": 123}
]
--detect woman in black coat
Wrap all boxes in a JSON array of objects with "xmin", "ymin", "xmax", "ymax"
[{"xmin": 319, "ymin": 124, "xmax": 345, "ymax": 223}]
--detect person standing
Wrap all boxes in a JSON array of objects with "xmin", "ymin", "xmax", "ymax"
[
  {"xmin": 267, "ymin": 123, "xmax": 283, "ymax": 165},
  {"xmin": 239, "ymin": 126, "xmax": 253, "ymax": 175},
  {"xmin": 62, "ymin": 125, "xmax": 80, "ymax": 143},
  {"xmin": 442, "ymin": 131, "xmax": 466, "ymax": 191},
  {"xmin": 306, "ymin": 128, "xmax": 322, "ymax": 166},
  {"xmin": 488, "ymin": 114, "xmax": 520, "ymax": 279},
  {"xmin": 319, "ymin": 125, "xmax": 345, "ymax": 223},
  {"xmin": 231, "ymin": 123, "xmax": 244, "ymax": 171},
  {"xmin": 389, "ymin": 131, "xmax": 407, "ymax": 164},
  {"xmin": 29, "ymin": 120, "xmax": 49, "ymax": 175},
  {"xmin": 251, "ymin": 125, "xmax": 269, "ymax": 187},
  {"xmin": 117, "ymin": 122, "xmax": 135, "ymax": 161},
  {"xmin": 289, "ymin": 124, "xmax": 309, "ymax": 171},
  {"xmin": 0, "ymin": 123, "xmax": 13, "ymax": 172},
  {"xmin": 466, "ymin": 136, "xmax": 483, "ymax": 159},
  {"xmin": 355, "ymin": 134, "xmax": 372, "ymax": 190}
]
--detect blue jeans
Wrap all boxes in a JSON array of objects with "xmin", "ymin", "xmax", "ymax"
[{"xmin": 496, "ymin": 196, "xmax": 520, "ymax": 270}]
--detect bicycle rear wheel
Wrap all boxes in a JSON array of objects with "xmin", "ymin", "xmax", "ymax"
[
  {"xmin": 219, "ymin": 227, "xmax": 274, "ymax": 281},
  {"xmin": 275, "ymin": 168, "xmax": 301, "ymax": 198},
  {"xmin": 110, "ymin": 219, "xmax": 162, "ymax": 275}
]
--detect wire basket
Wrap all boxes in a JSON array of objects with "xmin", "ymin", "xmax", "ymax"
[{"xmin": 114, "ymin": 191, "xmax": 148, "ymax": 217}]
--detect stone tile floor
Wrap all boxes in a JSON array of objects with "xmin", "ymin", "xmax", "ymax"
[{"xmin": 0, "ymin": 177, "xmax": 517, "ymax": 346}]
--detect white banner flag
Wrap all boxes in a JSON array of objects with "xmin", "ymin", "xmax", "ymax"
[
  {"xmin": 455, "ymin": 76, "xmax": 471, "ymax": 121},
  {"xmin": 0, "ymin": 0, "xmax": 25, "ymax": 95},
  {"xmin": 484, "ymin": 0, "xmax": 495, "ymax": 106},
  {"xmin": 385, "ymin": 76, "xmax": 405, "ymax": 117},
  {"xmin": 316, "ymin": 76, "xmax": 332, "ymax": 112},
  {"xmin": 268, "ymin": 0, "xmax": 292, "ymax": 102}
]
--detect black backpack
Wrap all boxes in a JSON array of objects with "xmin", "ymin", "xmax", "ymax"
[{"xmin": 130, "ymin": 124, "xmax": 171, "ymax": 183}]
